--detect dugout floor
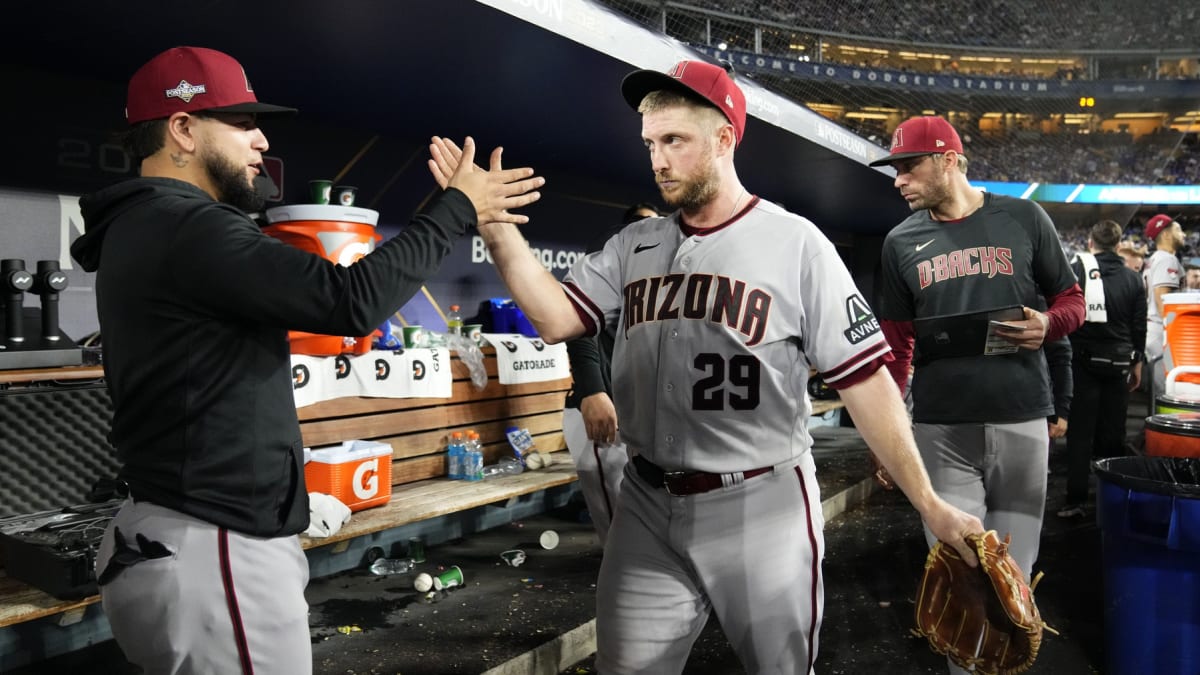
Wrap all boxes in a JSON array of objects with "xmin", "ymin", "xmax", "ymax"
[{"xmin": 14, "ymin": 392, "xmax": 1150, "ymax": 674}]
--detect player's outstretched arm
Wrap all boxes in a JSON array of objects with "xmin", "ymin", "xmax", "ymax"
[
  {"xmin": 837, "ymin": 367, "xmax": 984, "ymax": 567},
  {"xmin": 427, "ymin": 136, "xmax": 584, "ymax": 344},
  {"xmin": 476, "ymin": 219, "xmax": 585, "ymax": 343}
]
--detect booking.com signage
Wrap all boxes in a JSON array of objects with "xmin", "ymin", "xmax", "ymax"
[{"xmin": 974, "ymin": 181, "xmax": 1200, "ymax": 205}]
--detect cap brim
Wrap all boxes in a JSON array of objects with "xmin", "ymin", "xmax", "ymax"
[
  {"xmin": 205, "ymin": 101, "xmax": 298, "ymax": 118},
  {"xmin": 867, "ymin": 150, "xmax": 933, "ymax": 168},
  {"xmin": 621, "ymin": 69, "xmax": 704, "ymax": 111}
]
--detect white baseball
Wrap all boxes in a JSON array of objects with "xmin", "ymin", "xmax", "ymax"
[
  {"xmin": 413, "ymin": 572, "xmax": 433, "ymax": 592},
  {"xmin": 524, "ymin": 453, "xmax": 543, "ymax": 470},
  {"xmin": 538, "ymin": 451, "xmax": 552, "ymax": 467}
]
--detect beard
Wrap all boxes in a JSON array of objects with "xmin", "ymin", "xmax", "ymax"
[
  {"xmin": 658, "ymin": 147, "xmax": 719, "ymax": 212},
  {"xmin": 906, "ymin": 164, "xmax": 951, "ymax": 212},
  {"xmin": 200, "ymin": 146, "xmax": 264, "ymax": 213}
]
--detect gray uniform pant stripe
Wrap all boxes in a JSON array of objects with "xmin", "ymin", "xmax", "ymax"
[
  {"xmin": 596, "ymin": 453, "xmax": 823, "ymax": 674},
  {"xmin": 913, "ymin": 419, "xmax": 1048, "ymax": 675},
  {"xmin": 563, "ymin": 407, "xmax": 628, "ymax": 547},
  {"xmin": 96, "ymin": 499, "xmax": 312, "ymax": 675}
]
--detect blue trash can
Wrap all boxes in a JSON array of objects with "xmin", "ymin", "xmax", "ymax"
[{"xmin": 1094, "ymin": 457, "xmax": 1200, "ymax": 675}]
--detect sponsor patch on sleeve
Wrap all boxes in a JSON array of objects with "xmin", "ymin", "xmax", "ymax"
[{"xmin": 843, "ymin": 294, "xmax": 881, "ymax": 344}]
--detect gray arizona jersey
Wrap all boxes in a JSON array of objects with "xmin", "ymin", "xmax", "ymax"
[{"xmin": 562, "ymin": 197, "xmax": 890, "ymax": 474}]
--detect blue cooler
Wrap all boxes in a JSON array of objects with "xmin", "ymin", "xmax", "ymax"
[{"xmin": 1094, "ymin": 457, "xmax": 1200, "ymax": 675}]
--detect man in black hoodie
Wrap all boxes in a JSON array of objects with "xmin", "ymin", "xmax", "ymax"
[
  {"xmin": 1059, "ymin": 219, "xmax": 1147, "ymax": 518},
  {"xmin": 71, "ymin": 46, "xmax": 543, "ymax": 675}
]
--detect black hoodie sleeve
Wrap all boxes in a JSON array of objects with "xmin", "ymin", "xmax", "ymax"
[{"xmin": 170, "ymin": 188, "xmax": 475, "ymax": 335}]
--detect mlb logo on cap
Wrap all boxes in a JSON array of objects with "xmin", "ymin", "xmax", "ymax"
[{"xmin": 869, "ymin": 116, "xmax": 964, "ymax": 167}]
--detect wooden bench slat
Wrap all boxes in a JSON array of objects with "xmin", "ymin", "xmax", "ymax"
[
  {"xmin": 300, "ymin": 389, "xmax": 569, "ymax": 447},
  {"xmin": 0, "ymin": 574, "xmax": 99, "ymax": 629},
  {"xmin": 301, "ymin": 450, "xmax": 577, "ymax": 549},
  {"xmin": 370, "ymin": 410, "xmax": 566, "ymax": 465}
]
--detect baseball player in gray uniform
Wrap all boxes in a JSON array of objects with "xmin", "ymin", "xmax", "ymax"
[
  {"xmin": 429, "ymin": 60, "xmax": 982, "ymax": 674},
  {"xmin": 1142, "ymin": 213, "xmax": 1184, "ymax": 396}
]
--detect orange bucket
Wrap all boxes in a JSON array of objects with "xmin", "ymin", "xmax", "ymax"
[
  {"xmin": 1145, "ymin": 412, "xmax": 1200, "ymax": 459},
  {"xmin": 263, "ymin": 204, "xmax": 383, "ymax": 356}
]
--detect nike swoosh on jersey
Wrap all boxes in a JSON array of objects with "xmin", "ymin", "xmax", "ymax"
[
  {"xmin": 915, "ymin": 239, "xmax": 936, "ymax": 251},
  {"xmin": 634, "ymin": 243, "xmax": 661, "ymax": 254}
]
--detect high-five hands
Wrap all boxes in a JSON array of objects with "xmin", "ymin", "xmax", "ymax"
[{"xmin": 427, "ymin": 136, "xmax": 544, "ymax": 225}]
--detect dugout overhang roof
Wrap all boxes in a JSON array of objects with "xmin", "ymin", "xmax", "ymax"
[{"xmin": 0, "ymin": 0, "xmax": 910, "ymax": 234}]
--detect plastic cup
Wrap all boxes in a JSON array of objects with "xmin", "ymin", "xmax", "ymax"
[
  {"xmin": 539, "ymin": 530, "xmax": 559, "ymax": 550},
  {"xmin": 402, "ymin": 326, "xmax": 428, "ymax": 348},
  {"xmin": 332, "ymin": 185, "xmax": 358, "ymax": 207},
  {"xmin": 308, "ymin": 179, "xmax": 332, "ymax": 205},
  {"xmin": 433, "ymin": 565, "xmax": 464, "ymax": 590}
]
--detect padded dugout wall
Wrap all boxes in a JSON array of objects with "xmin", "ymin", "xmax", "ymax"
[{"xmin": 0, "ymin": 384, "xmax": 117, "ymax": 517}]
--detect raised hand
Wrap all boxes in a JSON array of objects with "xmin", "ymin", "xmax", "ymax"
[{"xmin": 427, "ymin": 136, "xmax": 544, "ymax": 225}]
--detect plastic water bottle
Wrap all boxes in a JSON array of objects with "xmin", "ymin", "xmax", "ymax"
[
  {"xmin": 447, "ymin": 431, "xmax": 466, "ymax": 480},
  {"xmin": 369, "ymin": 557, "xmax": 415, "ymax": 575},
  {"xmin": 446, "ymin": 304, "xmax": 463, "ymax": 336},
  {"xmin": 463, "ymin": 429, "xmax": 483, "ymax": 481},
  {"xmin": 482, "ymin": 457, "xmax": 524, "ymax": 478}
]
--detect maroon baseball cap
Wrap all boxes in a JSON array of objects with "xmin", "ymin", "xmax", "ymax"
[
  {"xmin": 125, "ymin": 46, "xmax": 297, "ymax": 124},
  {"xmin": 621, "ymin": 60, "xmax": 747, "ymax": 146},
  {"xmin": 868, "ymin": 116, "xmax": 964, "ymax": 167},
  {"xmin": 1145, "ymin": 213, "xmax": 1177, "ymax": 241}
]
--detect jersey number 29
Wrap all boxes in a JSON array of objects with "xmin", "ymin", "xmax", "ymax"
[{"xmin": 693, "ymin": 353, "xmax": 760, "ymax": 411}]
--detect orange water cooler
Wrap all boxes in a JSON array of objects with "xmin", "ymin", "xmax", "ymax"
[
  {"xmin": 304, "ymin": 440, "xmax": 394, "ymax": 512},
  {"xmin": 1163, "ymin": 292, "xmax": 1200, "ymax": 400},
  {"xmin": 263, "ymin": 204, "xmax": 382, "ymax": 356}
]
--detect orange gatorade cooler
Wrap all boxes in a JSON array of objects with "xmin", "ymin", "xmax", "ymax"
[
  {"xmin": 263, "ymin": 204, "xmax": 383, "ymax": 356},
  {"xmin": 1163, "ymin": 293, "xmax": 1200, "ymax": 398},
  {"xmin": 304, "ymin": 440, "xmax": 394, "ymax": 512},
  {"xmin": 1144, "ymin": 413, "xmax": 1200, "ymax": 459}
]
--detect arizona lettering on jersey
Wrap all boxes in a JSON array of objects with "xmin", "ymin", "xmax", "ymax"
[
  {"xmin": 622, "ymin": 272, "xmax": 771, "ymax": 345},
  {"xmin": 917, "ymin": 246, "xmax": 1014, "ymax": 288}
]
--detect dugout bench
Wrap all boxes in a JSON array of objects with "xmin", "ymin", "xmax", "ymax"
[
  {"xmin": 0, "ymin": 354, "xmax": 846, "ymax": 648},
  {"xmin": 0, "ymin": 350, "xmax": 578, "ymax": 639}
]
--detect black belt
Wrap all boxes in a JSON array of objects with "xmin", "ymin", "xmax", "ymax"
[{"xmin": 632, "ymin": 455, "xmax": 773, "ymax": 496}]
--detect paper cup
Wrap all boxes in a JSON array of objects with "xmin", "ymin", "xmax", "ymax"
[
  {"xmin": 307, "ymin": 179, "xmax": 332, "ymax": 205},
  {"xmin": 407, "ymin": 536, "xmax": 426, "ymax": 563},
  {"xmin": 465, "ymin": 323, "xmax": 483, "ymax": 345},
  {"xmin": 539, "ymin": 530, "xmax": 559, "ymax": 550},
  {"xmin": 433, "ymin": 565, "xmax": 464, "ymax": 590},
  {"xmin": 402, "ymin": 325, "xmax": 428, "ymax": 348},
  {"xmin": 500, "ymin": 549, "xmax": 526, "ymax": 567},
  {"xmin": 332, "ymin": 185, "xmax": 358, "ymax": 207}
]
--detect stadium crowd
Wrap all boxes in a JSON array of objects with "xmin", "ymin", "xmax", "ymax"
[
  {"xmin": 842, "ymin": 121, "xmax": 1199, "ymax": 186},
  {"xmin": 968, "ymin": 130, "xmax": 1200, "ymax": 185},
  {"xmin": 1057, "ymin": 214, "xmax": 1200, "ymax": 264},
  {"xmin": 691, "ymin": 0, "xmax": 1196, "ymax": 50}
]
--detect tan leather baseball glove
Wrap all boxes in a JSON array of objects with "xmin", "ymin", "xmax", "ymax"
[{"xmin": 914, "ymin": 530, "xmax": 1057, "ymax": 674}]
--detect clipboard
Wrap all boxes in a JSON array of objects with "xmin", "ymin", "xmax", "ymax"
[{"xmin": 913, "ymin": 304, "xmax": 1024, "ymax": 360}]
